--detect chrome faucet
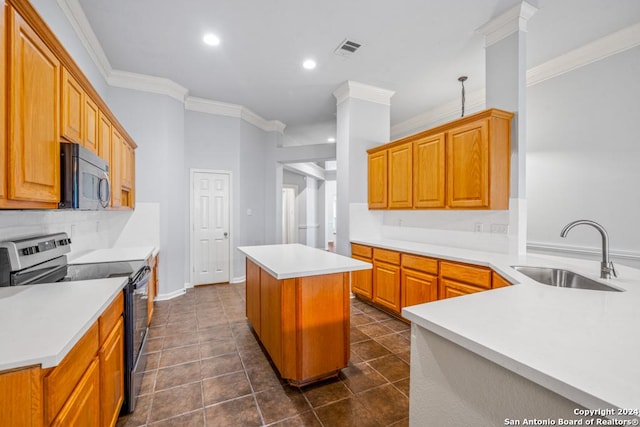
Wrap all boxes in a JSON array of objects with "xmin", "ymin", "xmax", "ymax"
[{"xmin": 560, "ymin": 220, "xmax": 617, "ymax": 279}]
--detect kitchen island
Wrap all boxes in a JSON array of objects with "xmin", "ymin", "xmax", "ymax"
[{"xmin": 238, "ymin": 244, "xmax": 371, "ymax": 386}]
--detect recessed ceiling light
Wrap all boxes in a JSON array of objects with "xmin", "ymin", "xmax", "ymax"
[
  {"xmin": 302, "ymin": 59, "xmax": 316, "ymax": 70},
  {"xmin": 203, "ymin": 33, "xmax": 220, "ymax": 46},
  {"xmin": 327, "ymin": 137, "xmax": 336, "ymax": 142}
]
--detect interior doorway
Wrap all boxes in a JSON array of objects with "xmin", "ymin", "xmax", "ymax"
[{"xmin": 282, "ymin": 185, "xmax": 298, "ymax": 244}]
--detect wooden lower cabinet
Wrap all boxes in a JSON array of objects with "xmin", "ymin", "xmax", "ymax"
[
  {"xmin": 492, "ymin": 272, "xmax": 512, "ymax": 288},
  {"xmin": 0, "ymin": 293, "xmax": 125, "ymax": 426},
  {"xmin": 147, "ymin": 254, "xmax": 158, "ymax": 325},
  {"xmin": 100, "ymin": 317, "xmax": 124, "ymax": 427},
  {"xmin": 52, "ymin": 357, "xmax": 100, "ymax": 427},
  {"xmin": 373, "ymin": 260, "xmax": 401, "ymax": 313},
  {"xmin": 245, "ymin": 259, "xmax": 350, "ymax": 385},
  {"xmin": 0, "ymin": 366, "xmax": 43, "ymax": 426},
  {"xmin": 352, "ymin": 242, "xmax": 512, "ymax": 313}
]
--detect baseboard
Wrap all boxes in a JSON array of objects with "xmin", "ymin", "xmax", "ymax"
[
  {"xmin": 230, "ymin": 275, "xmax": 246, "ymax": 284},
  {"xmin": 154, "ymin": 288, "xmax": 186, "ymax": 301},
  {"xmin": 184, "ymin": 282, "xmax": 194, "ymax": 289}
]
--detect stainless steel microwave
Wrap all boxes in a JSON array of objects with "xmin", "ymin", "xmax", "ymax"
[{"xmin": 59, "ymin": 142, "xmax": 110, "ymax": 210}]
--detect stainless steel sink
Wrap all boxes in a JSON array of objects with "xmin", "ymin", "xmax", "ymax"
[{"xmin": 511, "ymin": 266, "xmax": 622, "ymax": 292}]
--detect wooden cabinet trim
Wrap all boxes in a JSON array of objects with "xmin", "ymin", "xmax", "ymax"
[
  {"xmin": 100, "ymin": 316, "xmax": 124, "ymax": 427},
  {"xmin": 492, "ymin": 272, "xmax": 511, "ymax": 289}
]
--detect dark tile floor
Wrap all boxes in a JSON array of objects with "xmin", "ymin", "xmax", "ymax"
[{"xmin": 117, "ymin": 283, "xmax": 411, "ymax": 427}]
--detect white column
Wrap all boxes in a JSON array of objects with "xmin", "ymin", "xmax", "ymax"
[
  {"xmin": 333, "ymin": 81, "xmax": 394, "ymax": 256},
  {"xmin": 478, "ymin": 1, "xmax": 537, "ymax": 255}
]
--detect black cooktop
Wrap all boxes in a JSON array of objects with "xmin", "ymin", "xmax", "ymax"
[{"xmin": 66, "ymin": 260, "xmax": 146, "ymax": 281}]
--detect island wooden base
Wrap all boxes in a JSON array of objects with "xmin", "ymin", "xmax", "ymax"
[{"xmin": 245, "ymin": 259, "xmax": 350, "ymax": 386}]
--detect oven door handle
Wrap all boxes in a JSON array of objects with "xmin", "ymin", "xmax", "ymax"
[{"xmin": 131, "ymin": 266, "xmax": 151, "ymax": 289}]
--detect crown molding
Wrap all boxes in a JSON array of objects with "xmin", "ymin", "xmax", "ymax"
[
  {"xmin": 185, "ymin": 97, "xmax": 286, "ymax": 133},
  {"xmin": 391, "ymin": 89, "xmax": 486, "ymax": 137},
  {"xmin": 57, "ymin": 0, "xmax": 112, "ymax": 80},
  {"xmin": 108, "ymin": 70, "xmax": 188, "ymax": 103},
  {"xmin": 527, "ymin": 21, "xmax": 640, "ymax": 86},
  {"xmin": 393, "ymin": 22, "xmax": 640, "ymax": 138},
  {"xmin": 241, "ymin": 108, "xmax": 287, "ymax": 133},
  {"xmin": 333, "ymin": 81, "xmax": 395, "ymax": 106},
  {"xmin": 477, "ymin": 1, "xmax": 538, "ymax": 47}
]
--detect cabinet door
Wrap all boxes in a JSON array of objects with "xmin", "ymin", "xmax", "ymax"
[
  {"xmin": 83, "ymin": 96, "xmax": 99, "ymax": 154},
  {"xmin": 260, "ymin": 269, "xmax": 283, "ymax": 370},
  {"xmin": 110, "ymin": 128, "xmax": 122, "ymax": 207},
  {"xmin": 246, "ymin": 259, "xmax": 261, "ymax": 336},
  {"xmin": 446, "ymin": 119, "xmax": 489, "ymax": 208},
  {"xmin": 0, "ymin": 3, "xmax": 6, "ymax": 201},
  {"xmin": 402, "ymin": 268, "xmax": 438, "ymax": 307},
  {"xmin": 439, "ymin": 278, "xmax": 485, "ymax": 300},
  {"xmin": 61, "ymin": 67, "xmax": 83, "ymax": 143},
  {"xmin": 100, "ymin": 317, "xmax": 124, "ymax": 427},
  {"xmin": 98, "ymin": 111, "xmax": 111, "ymax": 163},
  {"xmin": 8, "ymin": 8, "xmax": 60, "ymax": 204},
  {"xmin": 51, "ymin": 358, "xmax": 100, "ymax": 427},
  {"xmin": 373, "ymin": 260, "xmax": 401, "ymax": 313},
  {"xmin": 351, "ymin": 254, "xmax": 372, "ymax": 299},
  {"xmin": 0, "ymin": 366, "xmax": 42, "ymax": 426},
  {"xmin": 414, "ymin": 133, "xmax": 445, "ymax": 208},
  {"xmin": 368, "ymin": 150, "xmax": 387, "ymax": 209},
  {"xmin": 388, "ymin": 142, "xmax": 413, "ymax": 208}
]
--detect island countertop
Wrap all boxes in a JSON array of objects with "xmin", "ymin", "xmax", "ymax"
[
  {"xmin": 351, "ymin": 237, "xmax": 640, "ymax": 413},
  {"xmin": 238, "ymin": 243, "xmax": 371, "ymax": 279}
]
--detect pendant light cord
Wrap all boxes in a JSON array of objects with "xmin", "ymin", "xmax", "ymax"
[{"xmin": 458, "ymin": 76, "xmax": 467, "ymax": 117}]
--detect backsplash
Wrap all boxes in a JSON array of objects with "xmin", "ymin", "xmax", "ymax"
[{"xmin": 0, "ymin": 209, "xmax": 133, "ymax": 258}]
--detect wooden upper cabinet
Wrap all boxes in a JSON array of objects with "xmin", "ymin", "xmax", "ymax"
[
  {"xmin": 414, "ymin": 133, "xmax": 445, "ymax": 208},
  {"xmin": 388, "ymin": 142, "xmax": 412, "ymax": 209},
  {"xmin": 7, "ymin": 6, "xmax": 60, "ymax": 204},
  {"xmin": 0, "ymin": 2, "xmax": 6, "ymax": 201},
  {"xmin": 61, "ymin": 67, "xmax": 83, "ymax": 144},
  {"xmin": 446, "ymin": 119, "xmax": 489, "ymax": 208},
  {"xmin": 367, "ymin": 109, "xmax": 513, "ymax": 210},
  {"xmin": 83, "ymin": 95, "xmax": 99, "ymax": 154},
  {"xmin": 110, "ymin": 128, "xmax": 122, "ymax": 208},
  {"xmin": 98, "ymin": 111, "xmax": 112, "ymax": 164},
  {"xmin": 368, "ymin": 150, "xmax": 387, "ymax": 209}
]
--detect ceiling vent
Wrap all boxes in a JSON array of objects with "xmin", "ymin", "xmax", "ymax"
[{"xmin": 334, "ymin": 39, "xmax": 362, "ymax": 57}]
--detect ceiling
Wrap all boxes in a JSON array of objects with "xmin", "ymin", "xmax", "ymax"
[{"xmin": 76, "ymin": 0, "xmax": 640, "ymax": 137}]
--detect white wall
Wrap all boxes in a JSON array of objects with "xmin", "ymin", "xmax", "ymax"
[
  {"xmin": 107, "ymin": 88, "xmax": 186, "ymax": 297},
  {"xmin": 526, "ymin": 46, "xmax": 640, "ymax": 267}
]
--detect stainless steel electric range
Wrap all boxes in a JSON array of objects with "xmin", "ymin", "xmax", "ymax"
[{"xmin": 0, "ymin": 232, "xmax": 150, "ymax": 415}]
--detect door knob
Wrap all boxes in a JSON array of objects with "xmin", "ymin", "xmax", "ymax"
[{"xmin": 224, "ymin": 232, "xmax": 228, "ymax": 238}]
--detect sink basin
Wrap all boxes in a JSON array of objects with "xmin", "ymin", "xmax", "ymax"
[{"xmin": 511, "ymin": 266, "xmax": 622, "ymax": 292}]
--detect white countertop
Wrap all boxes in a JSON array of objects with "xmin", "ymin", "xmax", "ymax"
[
  {"xmin": 238, "ymin": 243, "xmax": 372, "ymax": 279},
  {"xmin": 0, "ymin": 278, "xmax": 127, "ymax": 370},
  {"xmin": 69, "ymin": 246, "xmax": 156, "ymax": 264},
  {"xmin": 352, "ymin": 238, "xmax": 640, "ymax": 412}
]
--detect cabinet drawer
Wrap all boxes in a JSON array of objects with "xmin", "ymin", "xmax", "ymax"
[
  {"xmin": 440, "ymin": 261, "xmax": 491, "ymax": 289},
  {"xmin": 351, "ymin": 243, "xmax": 372, "ymax": 259},
  {"xmin": 401, "ymin": 254, "xmax": 438, "ymax": 275},
  {"xmin": 44, "ymin": 322, "xmax": 99, "ymax": 425},
  {"xmin": 99, "ymin": 292, "xmax": 123, "ymax": 346},
  {"xmin": 439, "ymin": 278, "xmax": 486, "ymax": 299},
  {"xmin": 373, "ymin": 248, "xmax": 400, "ymax": 265}
]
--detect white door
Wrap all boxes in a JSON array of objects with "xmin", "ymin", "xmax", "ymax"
[{"xmin": 192, "ymin": 171, "xmax": 230, "ymax": 285}]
